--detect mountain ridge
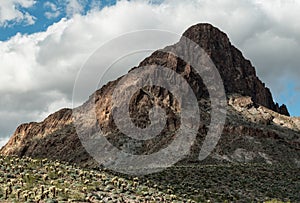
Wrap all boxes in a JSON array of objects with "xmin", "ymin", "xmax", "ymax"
[{"xmin": 1, "ymin": 23, "xmax": 299, "ymax": 168}]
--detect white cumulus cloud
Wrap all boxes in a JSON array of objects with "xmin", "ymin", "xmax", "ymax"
[
  {"xmin": 66, "ymin": 0, "xmax": 86, "ymax": 17},
  {"xmin": 0, "ymin": 0, "xmax": 36, "ymax": 26},
  {"xmin": 44, "ymin": 1, "xmax": 61, "ymax": 19}
]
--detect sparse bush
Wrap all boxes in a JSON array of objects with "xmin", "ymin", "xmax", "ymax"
[{"xmin": 0, "ymin": 155, "xmax": 298, "ymax": 203}]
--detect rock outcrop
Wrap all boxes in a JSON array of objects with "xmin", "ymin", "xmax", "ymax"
[
  {"xmin": 0, "ymin": 109, "xmax": 94, "ymax": 166},
  {"xmin": 148, "ymin": 23, "xmax": 289, "ymax": 116},
  {"xmin": 1, "ymin": 23, "xmax": 298, "ymax": 168}
]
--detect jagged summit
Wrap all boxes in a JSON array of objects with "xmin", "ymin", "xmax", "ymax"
[
  {"xmin": 1, "ymin": 23, "xmax": 298, "ymax": 168},
  {"xmin": 182, "ymin": 23, "xmax": 229, "ymax": 42},
  {"xmin": 182, "ymin": 23, "xmax": 289, "ymax": 115}
]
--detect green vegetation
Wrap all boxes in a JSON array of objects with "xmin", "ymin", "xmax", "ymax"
[{"xmin": 0, "ymin": 155, "xmax": 298, "ymax": 202}]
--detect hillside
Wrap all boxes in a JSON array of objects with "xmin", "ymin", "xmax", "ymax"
[
  {"xmin": 1, "ymin": 23, "xmax": 299, "ymax": 170},
  {"xmin": 0, "ymin": 155, "xmax": 299, "ymax": 202}
]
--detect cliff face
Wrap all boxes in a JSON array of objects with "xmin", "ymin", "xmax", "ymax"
[
  {"xmin": 1, "ymin": 108, "xmax": 73, "ymax": 156},
  {"xmin": 183, "ymin": 24, "xmax": 289, "ymax": 116},
  {"xmin": 140, "ymin": 23, "xmax": 289, "ymax": 116},
  {"xmin": 1, "ymin": 23, "xmax": 298, "ymax": 167},
  {"xmin": 0, "ymin": 109, "xmax": 94, "ymax": 166}
]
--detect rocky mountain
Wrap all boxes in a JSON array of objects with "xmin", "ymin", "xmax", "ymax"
[
  {"xmin": 1, "ymin": 23, "xmax": 299, "ymax": 169},
  {"xmin": 182, "ymin": 24, "xmax": 289, "ymax": 116}
]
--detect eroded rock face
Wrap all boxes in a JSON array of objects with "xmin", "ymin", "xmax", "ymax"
[
  {"xmin": 0, "ymin": 109, "xmax": 94, "ymax": 166},
  {"xmin": 1, "ymin": 108, "xmax": 72, "ymax": 155},
  {"xmin": 1, "ymin": 23, "xmax": 298, "ymax": 167},
  {"xmin": 181, "ymin": 24, "xmax": 288, "ymax": 116}
]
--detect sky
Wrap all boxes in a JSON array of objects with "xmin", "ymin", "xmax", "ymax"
[{"xmin": 0, "ymin": 0, "xmax": 300, "ymax": 146}]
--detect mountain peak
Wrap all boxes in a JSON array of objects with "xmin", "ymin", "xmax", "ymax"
[
  {"xmin": 181, "ymin": 23, "xmax": 289, "ymax": 116},
  {"xmin": 1, "ymin": 23, "xmax": 297, "ymax": 169},
  {"xmin": 182, "ymin": 23, "xmax": 229, "ymax": 42}
]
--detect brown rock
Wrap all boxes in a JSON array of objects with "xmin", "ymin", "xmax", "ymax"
[
  {"xmin": 1, "ymin": 23, "xmax": 298, "ymax": 167},
  {"xmin": 182, "ymin": 23, "xmax": 288, "ymax": 116}
]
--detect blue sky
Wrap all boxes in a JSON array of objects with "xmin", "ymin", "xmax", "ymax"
[
  {"xmin": 0, "ymin": 0, "xmax": 117, "ymax": 41},
  {"xmin": 0, "ymin": 0, "xmax": 300, "ymax": 146}
]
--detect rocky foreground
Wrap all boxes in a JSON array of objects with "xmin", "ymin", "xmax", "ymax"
[{"xmin": 0, "ymin": 155, "xmax": 299, "ymax": 202}]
